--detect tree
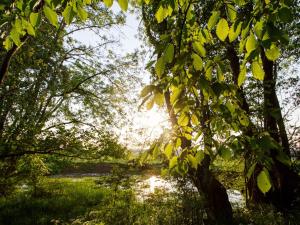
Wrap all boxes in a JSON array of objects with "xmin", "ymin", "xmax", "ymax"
[
  {"xmin": 0, "ymin": 4, "xmax": 138, "ymax": 195},
  {"xmin": 138, "ymin": 0, "xmax": 299, "ymax": 222},
  {"xmin": 0, "ymin": 0, "xmax": 129, "ymax": 84}
]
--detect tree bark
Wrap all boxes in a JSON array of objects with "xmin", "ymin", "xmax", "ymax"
[{"xmin": 164, "ymin": 90, "xmax": 233, "ymax": 224}]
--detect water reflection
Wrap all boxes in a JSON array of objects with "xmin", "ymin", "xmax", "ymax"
[{"xmin": 136, "ymin": 175, "xmax": 245, "ymax": 207}]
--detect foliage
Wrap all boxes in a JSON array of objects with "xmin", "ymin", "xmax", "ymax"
[
  {"xmin": 0, "ymin": 3, "xmax": 138, "ymax": 195},
  {"xmin": 136, "ymin": 0, "xmax": 299, "ymax": 207}
]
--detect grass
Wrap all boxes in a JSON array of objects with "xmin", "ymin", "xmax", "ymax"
[{"xmin": 0, "ymin": 177, "xmax": 112, "ymax": 225}]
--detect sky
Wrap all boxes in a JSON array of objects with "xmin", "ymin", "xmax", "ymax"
[
  {"xmin": 71, "ymin": 3, "xmax": 299, "ymax": 151},
  {"xmin": 71, "ymin": 4, "xmax": 170, "ymax": 152}
]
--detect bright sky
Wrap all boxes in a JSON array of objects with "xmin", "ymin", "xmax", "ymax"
[
  {"xmin": 72, "ymin": 4, "xmax": 170, "ymax": 152},
  {"xmin": 71, "ymin": 3, "xmax": 299, "ymax": 151}
]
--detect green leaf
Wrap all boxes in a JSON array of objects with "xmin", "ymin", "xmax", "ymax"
[
  {"xmin": 251, "ymin": 61, "xmax": 265, "ymax": 80},
  {"xmin": 164, "ymin": 143, "xmax": 173, "ymax": 159},
  {"xmin": 226, "ymin": 101, "xmax": 236, "ymax": 114},
  {"xmin": 246, "ymin": 162, "xmax": 257, "ymax": 179},
  {"xmin": 146, "ymin": 98, "xmax": 154, "ymax": 110},
  {"xmin": 154, "ymin": 92, "xmax": 164, "ymax": 106},
  {"xmin": 43, "ymin": 6, "xmax": 58, "ymax": 27},
  {"xmin": 257, "ymin": 169, "xmax": 272, "ymax": 194},
  {"xmin": 238, "ymin": 66, "xmax": 246, "ymax": 86},
  {"xmin": 217, "ymin": 64, "xmax": 224, "ymax": 82},
  {"xmin": 246, "ymin": 32, "xmax": 257, "ymax": 53},
  {"xmin": 140, "ymin": 85, "xmax": 154, "ymax": 97},
  {"xmin": 103, "ymin": 0, "xmax": 113, "ymax": 7},
  {"xmin": 265, "ymin": 44, "xmax": 280, "ymax": 61},
  {"xmin": 175, "ymin": 138, "xmax": 182, "ymax": 149},
  {"xmin": 279, "ymin": 7, "xmax": 292, "ymax": 22},
  {"xmin": 229, "ymin": 22, "xmax": 242, "ymax": 42},
  {"xmin": 191, "ymin": 114, "xmax": 199, "ymax": 125},
  {"xmin": 220, "ymin": 146, "xmax": 232, "ymax": 160},
  {"xmin": 22, "ymin": 19, "xmax": 35, "ymax": 36},
  {"xmin": 205, "ymin": 66, "xmax": 213, "ymax": 81},
  {"xmin": 195, "ymin": 151, "xmax": 204, "ymax": 164},
  {"xmin": 170, "ymin": 86, "xmax": 182, "ymax": 104},
  {"xmin": 238, "ymin": 112, "xmax": 249, "ymax": 127},
  {"xmin": 216, "ymin": 18, "xmax": 229, "ymax": 41},
  {"xmin": 191, "ymin": 53, "xmax": 203, "ymax": 71},
  {"xmin": 187, "ymin": 154, "xmax": 198, "ymax": 169},
  {"xmin": 254, "ymin": 20, "xmax": 264, "ymax": 39},
  {"xmin": 276, "ymin": 151, "xmax": 292, "ymax": 166},
  {"xmin": 183, "ymin": 133, "xmax": 192, "ymax": 140},
  {"xmin": 10, "ymin": 28, "xmax": 21, "ymax": 46},
  {"xmin": 3, "ymin": 37, "xmax": 13, "ymax": 50},
  {"xmin": 226, "ymin": 4, "xmax": 236, "ymax": 22},
  {"xmin": 155, "ymin": 5, "xmax": 165, "ymax": 23},
  {"xmin": 30, "ymin": 12, "xmax": 40, "ymax": 27},
  {"xmin": 62, "ymin": 5, "xmax": 74, "ymax": 24},
  {"xmin": 164, "ymin": 44, "xmax": 174, "ymax": 63},
  {"xmin": 207, "ymin": 11, "xmax": 220, "ymax": 30},
  {"xmin": 118, "ymin": 0, "xmax": 128, "ymax": 11},
  {"xmin": 169, "ymin": 156, "xmax": 178, "ymax": 169},
  {"xmin": 77, "ymin": 6, "xmax": 88, "ymax": 20},
  {"xmin": 155, "ymin": 57, "xmax": 165, "ymax": 78},
  {"xmin": 178, "ymin": 113, "xmax": 189, "ymax": 126},
  {"xmin": 14, "ymin": 19, "xmax": 22, "ymax": 33},
  {"xmin": 192, "ymin": 42, "xmax": 206, "ymax": 57}
]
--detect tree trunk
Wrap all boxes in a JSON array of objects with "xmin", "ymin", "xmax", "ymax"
[
  {"xmin": 165, "ymin": 90, "xmax": 233, "ymax": 224},
  {"xmin": 261, "ymin": 50, "xmax": 300, "ymax": 208}
]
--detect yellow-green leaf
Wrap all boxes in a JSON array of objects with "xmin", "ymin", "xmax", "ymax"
[
  {"xmin": 246, "ymin": 32, "xmax": 257, "ymax": 53},
  {"xmin": 229, "ymin": 22, "xmax": 242, "ymax": 42},
  {"xmin": 178, "ymin": 113, "xmax": 189, "ymax": 126},
  {"xmin": 30, "ymin": 12, "xmax": 40, "ymax": 27},
  {"xmin": 77, "ymin": 6, "xmax": 88, "ymax": 20},
  {"xmin": 164, "ymin": 143, "xmax": 173, "ymax": 159},
  {"xmin": 170, "ymin": 86, "xmax": 182, "ymax": 104},
  {"xmin": 140, "ymin": 85, "xmax": 154, "ymax": 97},
  {"xmin": 226, "ymin": 4, "xmax": 236, "ymax": 22},
  {"xmin": 207, "ymin": 11, "xmax": 220, "ymax": 30},
  {"xmin": 154, "ymin": 92, "xmax": 164, "ymax": 106},
  {"xmin": 238, "ymin": 112, "xmax": 249, "ymax": 126},
  {"xmin": 257, "ymin": 169, "xmax": 272, "ymax": 194},
  {"xmin": 238, "ymin": 66, "xmax": 246, "ymax": 86},
  {"xmin": 175, "ymin": 138, "xmax": 182, "ymax": 149},
  {"xmin": 251, "ymin": 61, "xmax": 265, "ymax": 80},
  {"xmin": 3, "ymin": 37, "xmax": 13, "ymax": 50},
  {"xmin": 146, "ymin": 98, "xmax": 154, "ymax": 110},
  {"xmin": 254, "ymin": 20, "xmax": 264, "ymax": 39},
  {"xmin": 104, "ymin": 0, "xmax": 113, "ymax": 7},
  {"xmin": 169, "ymin": 156, "xmax": 178, "ymax": 169},
  {"xmin": 62, "ymin": 5, "xmax": 73, "ymax": 24},
  {"xmin": 10, "ymin": 28, "xmax": 21, "ymax": 46},
  {"xmin": 191, "ymin": 114, "xmax": 199, "ymax": 125},
  {"xmin": 265, "ymin": 44, "xmax": 281, "ymax": 61},
  {"xmin": 192, "ymin": 42, "xmax": 206, "ymax": 57},
  {"xmin": 205, "ymin": 66, "xmax": 213, "ymax": 81},
  {"xmin": 164, "ymin": 44, "xmax": 174, "ymax": 63},
  {"xmin": 155, "ymin": 5, "xmax": 165, "ymax": 23},
  {"xmin": 43, "ymin": 6, "xmax": 58, "ymax": 27},
  {"xmin": 118, "ymin": 0, "xmax": 128, "ymax": 11},
  {"xmin": 155, "ymin": 57, "xmax": 165, "ymax": 78},
  {"xmin": 216, "ymin": 18, "xmax": 229, "ymax": 41},
  {"xmin": 191, "ymin": 53, "xmax": 203, "ymax": 71},
  {"xmin": 187, "ymin": 154, "xmax": 198, "ymax": 169},
  {"xmin": 217, "ymin": 65, "xmax": 224, "ymax": 82}
]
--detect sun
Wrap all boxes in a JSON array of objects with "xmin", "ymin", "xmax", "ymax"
[{"xmin": 120, "ymin": 106, "xmax": 170, "ymax": 152}]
